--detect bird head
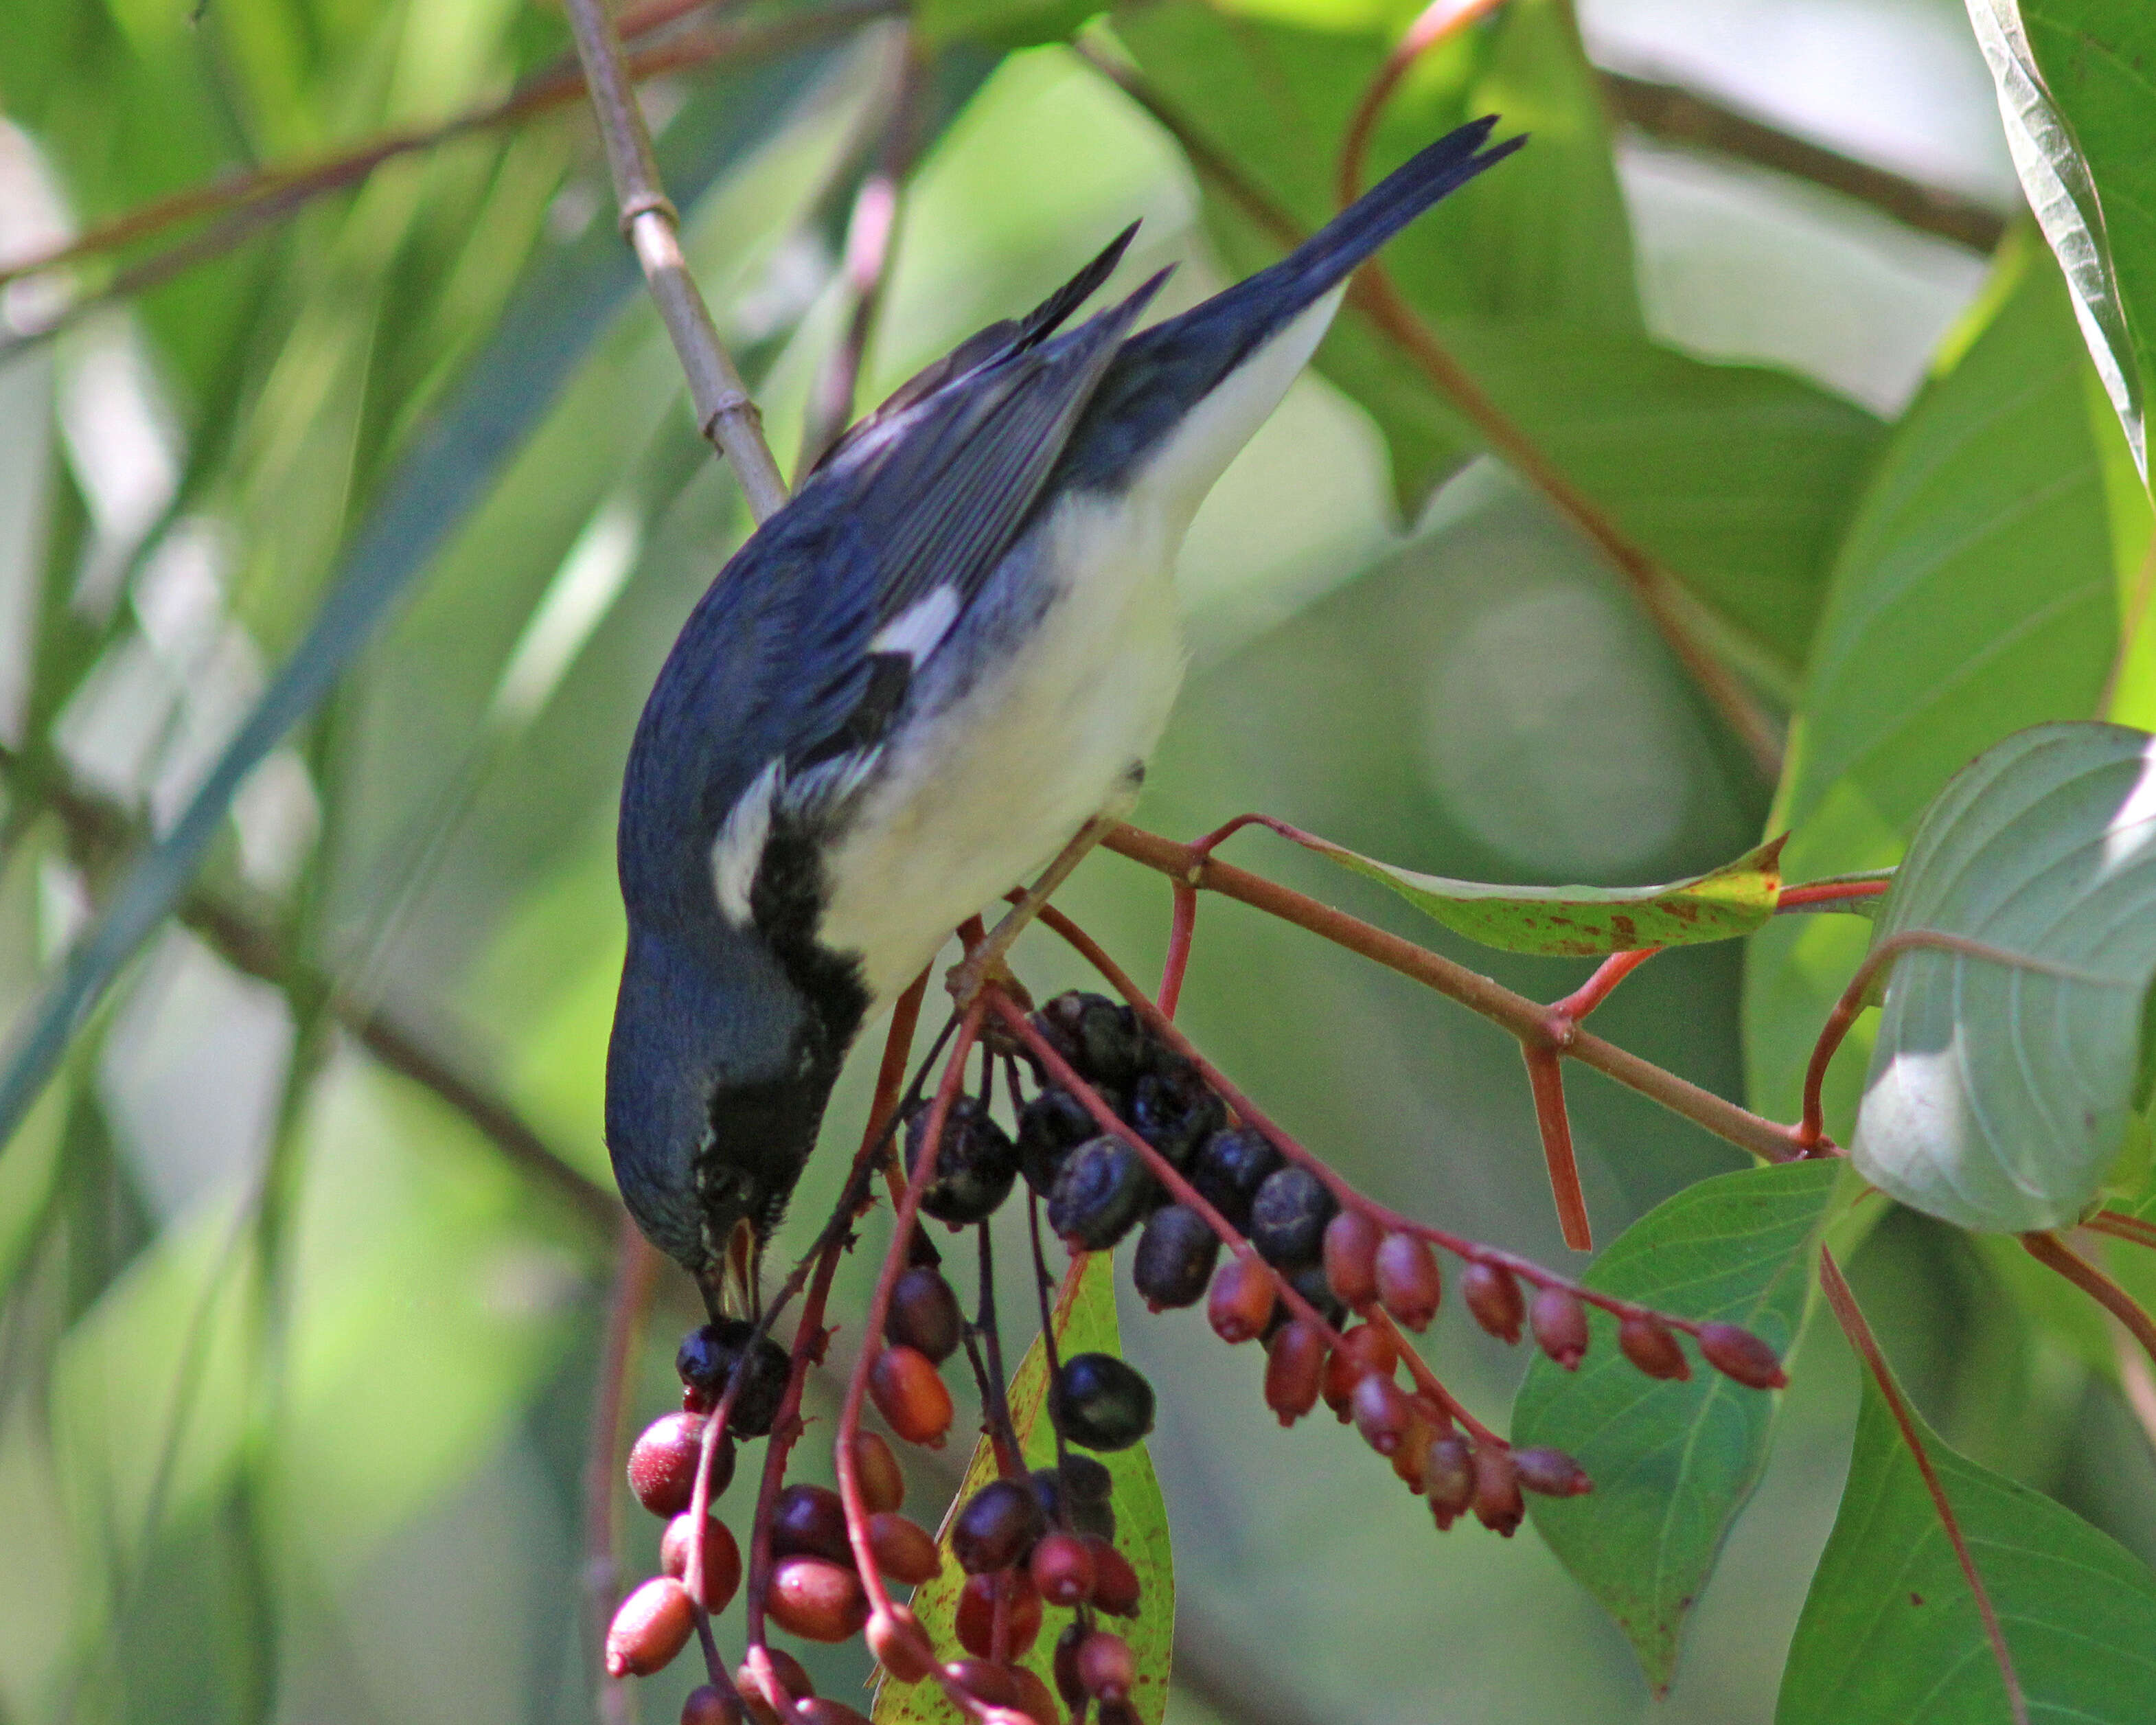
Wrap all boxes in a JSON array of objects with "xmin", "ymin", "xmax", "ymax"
[{"xmin": 604, "ymin": 917, "xmax": 857, "ymax": 1315}]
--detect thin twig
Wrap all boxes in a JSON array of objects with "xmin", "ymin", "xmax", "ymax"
[
  {"xmin": 1598, "ymin": 71, "xmax": 2010, "ymax": 255},
  {"xmin": 1817, "ymin": 1249, "xmax": 2029, "ymax": 1725},
  {"xmin": 585, "ymin": 1220, "xmax": 662, "ymax": 1725},
  {"xmin": 1097, "ymin": 823, "xmax": 1801, "ymax": 1165},
  {"xmin": 1075, "ymin": 43, "xmax": 1785, "ymax": 777},
  {"xmin": 562, "ymin": 0, "xmax": 790, "ymax": 516},
  {"xmin": 1336, "ymin": 0, "xmax": 1509, "ymax": 207},
  {"xmin": 2023, "ymin": 1231, "xmax": 2156, "ymax": 1376}
]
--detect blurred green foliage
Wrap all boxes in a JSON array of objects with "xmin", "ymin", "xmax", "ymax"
[{"xmin": 3, "ymin": 0, "xmax": 2156, "ymax": 1721}]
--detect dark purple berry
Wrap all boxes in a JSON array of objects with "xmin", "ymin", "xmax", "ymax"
[
  {"xmin": 1125, "ymin": 1064, "xmax": 1225, "ymax": 1169},
  {"xmin": 770, "ymin": 1483, "xmax": 853, "ymax": 1566},
  {"xmin": 1034, "ymin": 992, "xmax": 1146, "ymax": 1089},
  {"xmin": 1248, "ymin": 1166, "xmax": 1336, "ymax": 1269},
  {"xmin": 1048, "ymin": 1137, "xmax": 1154, "ymax": 1250},
  {"xmin": 1189, "ymin": 1127, "xmax": 1281, "ymax": 1231},
  {"xmin": 885, "ymin": 1265, "xmax": 965, "ymax": 1363},
  {"xmin": 904, "ymin": 1095, "xmax": 1018, "ymax": 1226},
  {"xmin": 1133, "ymin": 1204, "xmax": 1220, "ymax": 1310},
  {"xmin": 1016, "ymin": 1086, "xmax": 1097, "ymax": 1196},
  {"xmin": 1028, "ymin": 1461, "xmax": 1115, "ymax": 1540},
  {"xmin": 951, "ymin": 1478, "xmax": 1047, "ymax": 1573},
  {"xmin": 1052, "ymin": 1353, "xmax": 1156, "ymax": 1452},
  {"xmin": 676, "ymin": 1320, "xmax": 791, "ymax": 1437}
]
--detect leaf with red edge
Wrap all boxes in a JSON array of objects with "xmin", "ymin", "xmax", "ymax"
[
  {"xmin": 872, "ymin": 1250, "xmax": 1173, "ymax": 1723},
  {"xmin": 1292, "ymin": 829, "xmax": 1785, "ymax": 955}
]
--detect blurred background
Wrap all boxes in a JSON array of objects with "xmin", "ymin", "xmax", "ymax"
[{"xmin": 2, "ymin": 0, "xmax": 2146, "ymax": 1721}]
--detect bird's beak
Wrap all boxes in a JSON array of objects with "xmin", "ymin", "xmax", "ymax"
[{"xmin": 725, "ymin": 1217, "xmax": 760, "ymax": 1320}]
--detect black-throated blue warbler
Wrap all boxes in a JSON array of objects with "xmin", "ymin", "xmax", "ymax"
[{"xmin": 606, "ymin": 117, "xmax": 1523, "ymax": 1311}]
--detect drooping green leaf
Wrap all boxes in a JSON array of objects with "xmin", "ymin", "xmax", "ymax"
[
  {"xmin": 1511, "ymin": 1160, "xmax": 1843, "ymax": 1692},
  {"xmin": 0, "ymin": 45, "xmax": 840, "ymax": 1161},
  {"xmin": 875, "ymin": 1250, "xmax": 1173, "ymax": 1724},
  {"xmin": 1744, "ymin": 241, "xmax": 2120, "ymax": 1130},
  {"xmin": 1778, "ymin": 1369, "xmax": 2156, "ymax": 1725},
  {"xmin": 1851, "ymin": 722, "xmax": 2156, "ymax": 1233},
  {"xmin": 1966, "ymin": 0, "xmax": 2155, "ymax": 479},
  {"xmin": 1293, "ymin": 828, "xmax": 1783, "ymax": 955}
]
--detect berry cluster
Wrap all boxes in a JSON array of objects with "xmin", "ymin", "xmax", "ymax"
[{"xmin": 598, "ymin": 981, "xmax": 1789, "ymax": 1725}]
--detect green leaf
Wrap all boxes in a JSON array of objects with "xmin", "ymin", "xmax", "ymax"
[
  {"xmin": 1294, "ymin": 829, "xmax": 1784, "ymax": 955},
  {"xmin": 1851, "ymin": 721, "xmax": 2156, "ymax": 1233},
  {"xmin": 0, "ymin": 45, "xmax": 840, "ymax": 1161},
  {"xmin": 1511, "ymin": 1160, "xmax": 1843, "ymax": 1693},
  {"xmin": 919, "ymin": 0, "xmax": 1101, "ymax": 50},
  {"xmin": 1743, "ymin": 241, "xmax": 2120, "ymax": 1128},
  {"xmin": 1966, "ymin": 0, "xmax": 2155, "ymax": 479},
  {"xmin": 874, "ymin": 1251, "xmax": 1173, "ymax": 1724},
  {"xmin": 1777, "ymin": 1369, "xmax": 2156, "ymax": 1725}
]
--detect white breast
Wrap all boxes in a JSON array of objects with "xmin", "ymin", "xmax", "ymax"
[{"xmin": 806, "ymin": 286, "xmax": 1347, "ymax": 1002}]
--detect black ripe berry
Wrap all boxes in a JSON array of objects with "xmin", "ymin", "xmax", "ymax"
[
  {"xmin": 951, "ymin": 1478, "xmax": 1048, "ymax": 1574},
  {"xmin": 1133, "ymin": 1204, "xmax": 1221, "ymax": 1310},
  {"xmin": 904, "ymin": 1096, "xmax": 1018, "ymax": 1226},
  {"xmin": 1035, "ymin": 992, "xmax": 1147, "ymax": 1089},
  {"xmin": 1048, "ymin": 1138, "xmax": 1154, "ymax": 1250},
  {"xmin": 1017, "ymin": 1086, "xmax": 1097, "ymax": 1196},
  {"xmin": 1029, "ymin": 1462, "xmax": 1115, "ymax": 1541},
  {"xmin": 675, "ymin": 1320, "xmax": 791, "ymax": 1437},
  {"xmin": 1053, "ymin": 1353, "xmax": 1156, "ymax": 1452},
  {"xmin": 1125, "ymin": 1062, "xmax": 1225, "ymax": 1169},
  {"xmin": 1249, "ymin": 1166, "xmax": 1337, "ymax": 1269},
  {"xmin": 1189, "ymin": 1127, "xmax": 1282, "ymax": 1231},
  {"xmin": 885, "ymin": 1265, "xmax": 965, "ymax": 1363}
]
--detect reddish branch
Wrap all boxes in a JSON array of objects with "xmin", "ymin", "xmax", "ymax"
[
  {"xmin": 2022, "ymin": 1232, "xmax": 2156, "ymax": 1376},
  {"xmin": 1817, "ymin": 1250, "xmax": 2030, "ymax": 1725},
  {"xmin": 586, "ymin": 1221, "xmax": 663, "ymax": 1725}
]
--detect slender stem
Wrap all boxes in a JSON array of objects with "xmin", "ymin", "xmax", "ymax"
[
  {"xmin": 561, "ymin": 0, "xmax": 789, "ymax": 517},
  {"xmin": 1775, "ymin": 876, "xmax": 1894, "ymax": 913},
  {"xmin": 586, "ymin": 1221, "xmax": 661, "ymax": 1725},
  {"xmin": 1336, "ymin": 0, "xmax": 1509, "ymax": 207},
  {"xmin": 2023, "ymin": 1231, "xmax": 2156, "ymax": 1375},
  {"xmin": 1362, "ymin": 1306, "xmax": 1499, "ymax": 1446},
  {"xmin": 1520, "ymin": 1047, "xmax": 1592, "ymax": 1250},
  {"xmin": 1817, "ymin": 1250, "xmax": 2029, "ymax": 1725},
  {"xmin": 1099, "ymin": 823, "xmax": 1802, "ymax": 1165},
  {"xmin": 1548, "ymin": 947, "xmax": 1658, "ymax": 1025},
  {"xmin": 1159, "ymin": 882, "xmax": 1199, "ymax": 1020},
  {"xmin": 1798, "ymin": 929, "xmax": 2124, "ymax": 1150},
  {"xmin": 2087, "ymin": 1210, "xmax": 2156, "ymax": 1251}
]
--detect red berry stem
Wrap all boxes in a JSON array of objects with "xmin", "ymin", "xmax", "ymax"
[
  {"xmin": 970, "ymin": 1218, "xmax": 1026, "ymax": 1478},
  {"xmin": 1520, "ymin": 1042, "xmax": 1592, "ymax": 1251},
  {"xmin": 1158, "ymin": 880, "xmax": 1200, "ymax": 1020},
  {"xmin": 1361, "ymin": 1306, "xmax": 1502, "ymax": 1449}
]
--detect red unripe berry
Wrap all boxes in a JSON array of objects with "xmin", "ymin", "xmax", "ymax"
[
  {"xmin": 629, "ymin": 1412, "xmax": 720, "ymax": 1518},
  {"xmin": 1083, "ymin": 1535, "xmax": 1142, "ymax": 1617},
  {"xmin": 1007, "ymin": 1665, "xmax": 1062, "ymax": 1725},
  {"xmin": 943, "ymin": 1660, "xmax": 1020, "ymax": 1706},
  {"xmin": 870, "ymin": 1345, "xmax": 954, "ymax": 1446},
  {"xmin": 606, "ymin": 1577, "xmax": 695, "ymax": 1677},
  {"xmin": 954, "ymin": 1568, "xmax": 1042, "ymax": 1660},
  {"xmin": 1471, "ymin": 1445, "xmax": 1524, "ymax": 1535},
  {"xmin": 795, "ymin": 1701, "xmax": 873, "ymax": 1725},
  {"xmin": 683, "ymin": 1684, "xmax": 748, "ymax": 1725},
  {"xmin": 1264, "ymin": 1320, "xmax": 1327, "ymax": 1425},
  {"xmin": 1462, "ymin": 1261, "xmax": 1525, "ymax": 1345},
  {"xmin": 851, "ymin": 1430, "xmax": 906, "ymax": 1513},
  {"xmin": 1208, "ymin": 1254, "xmax": 1276, "ymax": 1343},
  {"xmin": 1618, "ymin": 1314, "xmax": 1690, "ymax": 1380},
  {"xmin": 737, "ymin": 1650, "xmax": 816, "ymax": 1720},
  {"xmin": 661, "ymin": 1510, "xmax": 743, "ymax": 1612},
  {"xmin": 770, "ymin": 1483, "xmax": 853, "ymax": 1567},
  {"xmin": 765, "ymin": 1555, "xmax": 870, "ymax": 1643},
  {"xmin": 867, "ymin": 1606, "xmax": 936, "ymax": 1683},
  {"xmin": 1374, "ymin": 1233, "xmax": 1441, "ymax": 1330},
  {"xmin": 1351, "ymin": 1371, "xmax": 1415, "ymax": 1456},
  {"xmin": 1029, "ymin": 1529, "xmax": 1098, "ymax": 1605},
  {"xmin": 1322, "ymin": 1323, "xmax": 1399, "ymax": 1416},
  {"xmin": 1530, "ymin": 1286, "xmax": 1590, "ymax": 1369},
  {"xmin": 1697, "ymin": 1322, "xmax": 1787, "ymax": 1389},
  {"xmin": 1322, "ymin": 1210, "xmax": 1382, "ymax": 1307},
  {"xmin": 1425, "ymin": 1433, "xmax": 1475, "ymax": 1528},
  {"xmin": 1514, "ymin": 1446, "xmax": 1593, "ymax": 1497},
  {"xmin": 867, "ymin": 1511, "xmax": 943, "ymax": 1585},
  {"xmin": 1391, "ymin": 1406, "xmax": 1437, "ymax": 1491},
  {"xmin": 1075, "ymin": 1630, "xmax": 1137, "ymax": 1703}
]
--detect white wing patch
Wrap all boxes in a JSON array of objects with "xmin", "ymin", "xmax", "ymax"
[
  {"xmin": 870, "ymin": 584, "xmax": 960, "ymax": 663},
  {"xmin": 711, "ymin": 760, "xmax": 780, "ymax": 925}
]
